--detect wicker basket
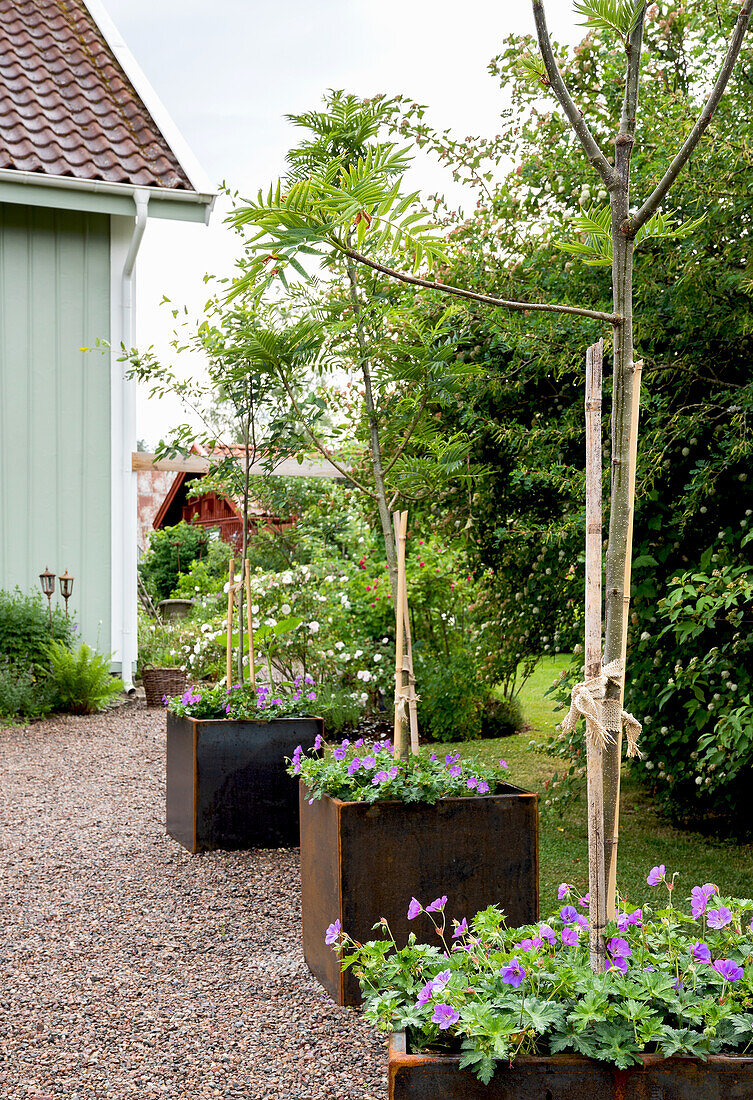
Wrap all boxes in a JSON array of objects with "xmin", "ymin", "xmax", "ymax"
[{"xmin": 142, "ymin": 667, "xmax": 187, "ymax": 708}]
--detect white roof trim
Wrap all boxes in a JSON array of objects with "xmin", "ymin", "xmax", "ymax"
[{"xmin": 81, "ymin": 0, "xmax": 217, "ymax": 201}]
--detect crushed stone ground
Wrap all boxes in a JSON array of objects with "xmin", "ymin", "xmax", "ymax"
[{"xmin": 0, "ymin": 704, "xmax": 386, "ymax": 1099}]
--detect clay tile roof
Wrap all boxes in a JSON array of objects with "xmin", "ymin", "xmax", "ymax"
[{"xmin": 0, "ymin": 0, "xmax": 193, "ymax": 189}]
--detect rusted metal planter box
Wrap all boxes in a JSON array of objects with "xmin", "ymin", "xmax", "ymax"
[
  {"xmin": 389, "ymin": 1031, "xmax": 753, "ymax": 1099},
  {"xmin": 300, "ymin": 783, "xmax": 538, "ymax": 1006},
  {"xmin": 167, "ymin": 713, "xmax": 322, "ymax": 852}
]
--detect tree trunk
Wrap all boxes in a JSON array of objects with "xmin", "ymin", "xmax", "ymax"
[
  {"xmin": 345, "ymin": 254, "xmax": 399, "ymax": 600},
  {"xmin": 603, "ymin": 177, "xmax": 636, "ymax": 920}
]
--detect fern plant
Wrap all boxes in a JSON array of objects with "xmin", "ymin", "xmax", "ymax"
[{"xmin": 46, "ymin": 641, "xmax": 123, "ymax": 715}]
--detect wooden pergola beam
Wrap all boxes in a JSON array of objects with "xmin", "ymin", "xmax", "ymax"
[{"xmin": 131, "ymin": 452, "xmax": 348, "ymax": 479}]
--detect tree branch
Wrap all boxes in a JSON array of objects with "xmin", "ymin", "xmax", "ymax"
[
  {"xmin": 629, "ymin": 0, "xmax": 752, "ymax": 235},
  {"xmin": 532, "ymin": 0, "xmax": 620, "ymax": 192},
  {"xmin": 275, "ymin": 369, "xmax": 377, "ymax": 498},
  {"xmin": 382, "ymin": 390, "xmax": 430, "ymax": 476},
  {"xmin": 620, "ymin": 5, "xmax": 646, "ymax": 142},
  {"xmin": 340, "ymin": 245, "xmax": 621, "ymax": 325}
]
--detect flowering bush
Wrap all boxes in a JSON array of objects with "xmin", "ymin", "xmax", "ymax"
[
  {"xmin": 329, "ymin": 868, "xmax": 753, "ymax": 1081},
  {"xmin": 288, "ymin": 737, "xmax": 512, "ymax": 805},
  {"xmin": 543, "ymin": 558, "xmax": 753, "ymax": 830},
  {"xmin": 165, "ymin": 675, "xmax": 317, "ymax": 721}
]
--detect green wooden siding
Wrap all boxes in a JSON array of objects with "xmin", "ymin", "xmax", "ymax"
[{"xmin": 0, "ymin": 203, "xmax": 111, "ymax": 652}]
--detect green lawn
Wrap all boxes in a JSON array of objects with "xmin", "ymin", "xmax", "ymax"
[{"xmin": 446, "ymin": 658, "xmax": 753, "ymax": 917}]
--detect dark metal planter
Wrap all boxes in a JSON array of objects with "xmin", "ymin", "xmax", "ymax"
[
  {"xmin": 300, "ymin": 784, "xmax": 538, "ymax": 1006},
  {"xmin": 389, "ymin": 1031, "xmax": 753, "ymax": 1100},
  {"xmin": 166, "ymin": 713, "xmax": 322, "ymax": 851}
]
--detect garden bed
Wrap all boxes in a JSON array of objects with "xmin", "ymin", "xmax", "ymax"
[{"xmin": 388, "ymin": 1031, "xmax": 753, "ymax": 1099}]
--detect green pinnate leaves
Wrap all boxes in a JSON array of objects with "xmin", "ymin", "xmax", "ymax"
[
  {"xmin": 572, "ymin": 0, "xmax": 645, "ymax": 40},
  {"xmin": 555, "ymin": 203, "xmax": 707, "ymax": 267}
]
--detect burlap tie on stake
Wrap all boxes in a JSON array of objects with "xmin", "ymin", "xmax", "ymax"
[{"xmin": 561, "ymin": 658, "xmax": 643, "ymax": 758}]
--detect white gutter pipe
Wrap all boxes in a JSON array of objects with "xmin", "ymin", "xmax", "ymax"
[
  {"xmin": 0, "ymin": 167, "xmax": 215, "ymax": 222},
  {"xmin": 119, "ymin": 189, "xmax": 149, "ymax": 694}
]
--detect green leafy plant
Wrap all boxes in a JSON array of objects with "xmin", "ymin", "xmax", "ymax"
[
  {"xmin": 46, "ymin": 641, "xmax": 124, "ymax": 715},
  {"xmin": 290, "ymin": 736, "xmax": 512, "ymax": 805},
  {"xmin": 0, "ymin": 587, "xmax": 71, "ymax": 672},
  {"xmin": 165, "ymin": 674, "xmax": 319, "ymax": 721},
  {"xmin": 330, "ymin": 870, "xmax": 753, "ymax": 1080},
  {"xmin": 0, "ymin": 660, "xmax": 56, "ymax": 724},
  {"xmin": 139, "ymin": 522, "xmax": 209, "ymax": 602}
]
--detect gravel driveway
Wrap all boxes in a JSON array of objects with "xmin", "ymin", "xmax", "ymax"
[{"xmin": 0, "ymin": 704, "xmax": 386, "ymax": 1099}]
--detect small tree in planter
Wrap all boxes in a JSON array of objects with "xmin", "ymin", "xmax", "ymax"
[{"xmin": 234, "ymin": 0, "xmax": 753, "ymax": 1086}]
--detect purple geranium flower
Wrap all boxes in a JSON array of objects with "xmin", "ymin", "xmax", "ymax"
[
  {"xmin": 560, "ymin": 905, "xmax": 578, "ymax": 924},
  {"xmin": 714, "ymin": 959, "xmax": 744, "ymax": 982},
  {"xmin": 477, "ymin": 781, "xmax": 490, "ymax": 794},
  {"xmin": 538, "ymin": 924, "xmax": 556, "ymax": 945},
  {"xmin": 499, "ymin": 758, "xmax": 509, "ymax": 769},
  {"xmin": 605, "ymin": 956, "xmax": 628, "ymax": 974},
  {"xmin": 690, "ymin": 941, "xmax": 712, "ymax": 965},
  {"xmin": 416, "ymin": 969, "xmax": 451, "ymax": 1006},
  {"xmin": 407, "ymin": 897, "xmax": 422, "ymax": 921},
  {"xmin": 607, "ymin": 937, "xmax": 631, "ymax": 959},
  {"xmin": 354, "ymin": 738, "xmax": 364, "ymax": 747},
  {"xmin": 691, "ymin": 886, "xmax": 711, "ymax": 919},
  {"xmin": 444, "ymin": 754, "xmax": 454, "ymax": 765},
  {"xmin": 453, "ymin": 918, "xmax": 469, "ymax": 938},
  {"xmin": 325, "ymin": 920, "xmax": 341, "ymax": 945},
  {"xmin": 575, "ymin": 914, "xmax": 589, "ymax": 931},
  {"xmin": 314, "ymin": 734, "xmax": 323, "ymax": 751},
  {"xmin": 647, "ymin": 864, "xmax": 665, "ymax": 886},
  {"xmin": 448, "ymin": 765, "xmax": 462, "ymax": 778},
  {"xmin": 372, "ymin": 770, "xmax": 388, "ymax": 786},
  {"xmin": 347, "ymin": 757, "xmax": 361, "ymax": 776},
  {"xmin": 707, "ymin": 906, "xmax": 733, "ymax": 930},
  {"xmin": 499, "ymin": 957, "xmax": 526, "ymax": 989},
  {"xmin": 362, "ymin": 755, "xmax": 376, "ymax": 769},
  {"xmin": 518, "ymin": 937, "xmax": 543, "ymax": 952},
  {"xmin": 426, "ymin": 896, "xmax": 447, "ymax": 914},
  {"xmin": 579, "ymin": 894, "xmax": 590, "ymax": 908},
  {"xmin": 557, "ymin": 883, "xmax": 572, "ymax": 900},
  {"xmin": 416, "ymin": 980, "xmax": 435, "ymax": 1006},
  {"xmin": 333, "ymin": 746, "xmax": 347, "ymax": 761},
  {"xmin": 388, "ymin": 766, "xmax": 398, "ymax": 780},
  {"xmin": 466, "ymin": 777, "xmax": 477, "ymax": 790},
  {"xmin": 628, "ymin": 908, "xmax": 643, "ymax": 927},
  {"xmin": 432, "ymin": 1003, "xmax": 459, "ymax": 1030},
  {"xmin": 561, "ymin": 928, "xmax": 579, "ymax": 947}
]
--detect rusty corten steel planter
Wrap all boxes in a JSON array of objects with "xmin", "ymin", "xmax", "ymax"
[
  {"xmin": 389, "ymin": 1030, "xmax": 753, "ymax": 1099},
  {"xmin": 166, "ymin": 713, "xmax": 322, "ymax": 852},
  {"xmin": 300, "ymin": 783, "xmax": 538, "ymax": 1006}
]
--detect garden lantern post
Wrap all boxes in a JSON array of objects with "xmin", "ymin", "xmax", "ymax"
[
  {"xmin": 39, "ymin": 566, "xmax": 55, "ymax": 629},
  {"xmin": 59, "ymin": 570, "xmax": 74, "ymax": 617}
]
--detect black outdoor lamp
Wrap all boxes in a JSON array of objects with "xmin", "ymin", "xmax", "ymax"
[
  {"xmin": 39, "ymin": 566, "xmax": 56, "ymax": 628},
  {"xmin": 59, "ymin": 570, "xmax": 74, "ymax": 617}
]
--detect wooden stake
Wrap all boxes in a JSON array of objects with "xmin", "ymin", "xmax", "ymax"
[
  {"xmin": 226, "ymin": 557, "xmax": 235, "ymax": 689},
  {"xmin": 393, "ymin": 512, "xmax": 419, "ymax": 755},
  {"xmin": 393, "ymin": 511, "xmax": 409, "ymax": 761},
  {"xmin": 585, "ymin": 340, "xmax": 607, "ymax": 973},
  {"xmin": 605, "ymin": 359, "xmax": 643, "ymax": 917},
  {"xmin": 244, "ymin": 558, "xmax": 256, "ymax": 691}
]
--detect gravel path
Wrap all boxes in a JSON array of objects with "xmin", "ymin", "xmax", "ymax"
[{"xmin": 0, "ymin": 704, "xmax": 386, "ymax": 1099}]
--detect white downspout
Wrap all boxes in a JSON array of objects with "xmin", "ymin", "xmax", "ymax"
[{"xmin": 119, "ymin": 189, "xmax": 149, "ymax": 692}]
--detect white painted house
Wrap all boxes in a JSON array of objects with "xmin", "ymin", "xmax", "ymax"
[{"xmin": 0, "ymin": 0, "xmax": 215, "ymax": 686}]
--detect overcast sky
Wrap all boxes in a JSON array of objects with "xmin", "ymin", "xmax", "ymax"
[{"xmin": 102, "ymin": 0, "xmax": 580, "ymax": 443}]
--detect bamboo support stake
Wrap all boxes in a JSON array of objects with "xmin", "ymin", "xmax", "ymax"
[
  {"xmin": 226, "ymin": 557, "xmax": 235, "ymax": 689},
  {"xmin": 393, "ymin": 511, "xmax": 409, "ymax": 761},
  {"xmin": 605, "ymin": 359, "xmax": 643, "ymax": 917},
  {"xmin": 393, "ymin": 512, "xmax": 420, "ymax": 755},
  {"xmin": 585, "ymin": 340, "xmax": 607, "ymax": 973},
  {"xmin": 244, "ymin": 559, "xmax": 256, "ymax": 691}
]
